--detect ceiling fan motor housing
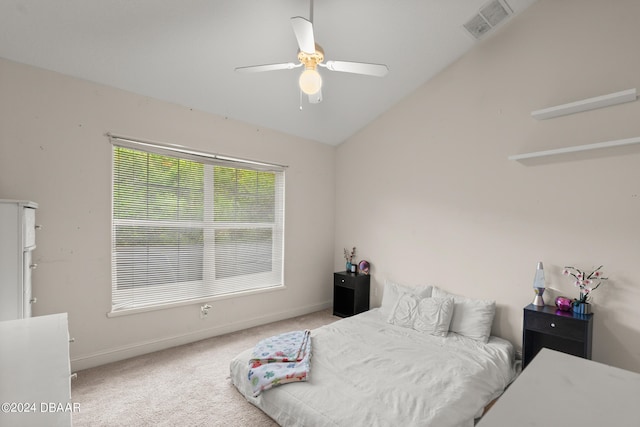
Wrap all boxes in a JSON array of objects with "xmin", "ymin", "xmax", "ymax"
[{"xmin": 298, "ymin": 44, "xmax": 324, "ymax": 70}]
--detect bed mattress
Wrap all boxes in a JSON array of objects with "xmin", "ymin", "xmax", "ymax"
[{"xmin": 230, "ymin": 308, "xmax": 516, "ymax": 427}]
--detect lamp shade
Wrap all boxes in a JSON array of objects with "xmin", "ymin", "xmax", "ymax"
[
  {"xmin": 532, "ymin": 261, "xmax": 545, "ymax": 306},
  {"xmin": 533, "ymin": 261, "xmax": 545, "ymax": 288},
  {"xmin": 299, "ymin": 69, "xmax": 322, "ymax": 95}
]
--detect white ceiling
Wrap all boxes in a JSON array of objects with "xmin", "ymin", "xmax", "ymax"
[{"xmin": 0, "ymin": 0, "xmax": 538, "ymax": 145}]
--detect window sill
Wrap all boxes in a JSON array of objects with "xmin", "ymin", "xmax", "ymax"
[{"xmin": 106, "ymin": 284, "xmax": 286, "ymax": 318}]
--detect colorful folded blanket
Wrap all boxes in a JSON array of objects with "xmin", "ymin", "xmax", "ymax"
[{"xmin": 248, "ymin": 330, "xmax": 311, "ymax": 396}]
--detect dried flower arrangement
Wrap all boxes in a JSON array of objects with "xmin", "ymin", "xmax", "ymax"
[{"xmin": 343, "ymin": 247, "xmax": 356, "ymax": 263}]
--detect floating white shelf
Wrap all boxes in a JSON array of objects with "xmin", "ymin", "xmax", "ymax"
[
  {"xmin": 508, "ymin": 136, "xmax": 640, "ymax": 161},
  {"xmin": 531, "ymin": 88, "xmax": 637, "ymax": 120}
]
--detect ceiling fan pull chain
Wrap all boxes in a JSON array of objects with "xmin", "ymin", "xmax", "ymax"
[{"xmin": 299, "ymin": 89, "xmax": 303, "ymax": 110}]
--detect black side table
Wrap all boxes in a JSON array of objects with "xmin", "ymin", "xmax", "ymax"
[
  {"xmin": 522, "ymin": 303, "xmax": 593, "ymax": 368},
  {"xmin": 333, "ymin": 271, "xmax": 370, "ymax": 317}
]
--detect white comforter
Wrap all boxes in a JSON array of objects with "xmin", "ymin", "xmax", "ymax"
[{"xmin": 230, "ymin": 309, "xmax": 516, "ymax": 427}]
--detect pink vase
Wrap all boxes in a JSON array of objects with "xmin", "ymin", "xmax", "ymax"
[{"xmin": 555, "ymin": 296, "xmax": 572, "ymax": 311}]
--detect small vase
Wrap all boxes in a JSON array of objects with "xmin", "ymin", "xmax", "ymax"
[
  {"xmin": 555, "ymin": 296, "xmax": 572, "ymax": 312},
  {"xmin": 572, "ymin": 302, "xmax": 591, "ymax": 314},
  {"xmin": 346, "ymin": 261, "xmax": 352, "ymax": 272}
]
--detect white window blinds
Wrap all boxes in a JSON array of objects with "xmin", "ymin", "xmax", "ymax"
[{"xmin": 110, "ymin": 136, "xmax": 285, "ymax": 313}]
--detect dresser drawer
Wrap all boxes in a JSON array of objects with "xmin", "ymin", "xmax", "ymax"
[
  {"xmin": 334, "ymin": 274, "xmax": 355, "ymax": 290},
  {"xmin": 524, "ymin": 312, "xmax": 585, "ymax": 341}
]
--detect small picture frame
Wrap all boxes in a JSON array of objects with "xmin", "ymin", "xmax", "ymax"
[{"xmin": 350, "ymin": 263, "xmax": 357, "ymax": 273}]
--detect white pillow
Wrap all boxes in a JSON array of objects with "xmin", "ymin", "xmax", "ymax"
[
  {"xmin": 387, "ymin": 292, "xmax": 419, "ymax": 327},
  {"xmin": 431, "ymin": 287, "xmax": 495, "ymax": 343},
  {"xmin": 380, "ymin": 280, "xmax": 432, "ymax": 316},
  {"xmin": 413, "ymin": 297, "xmax": 454, "ymax": 337}
]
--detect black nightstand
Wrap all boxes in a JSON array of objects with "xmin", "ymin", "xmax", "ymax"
[
  {"xmin": 333, "ymin": 271, "xmax": 370, "ymax": 317},
  {"xmin": 522, "ymin": 303, "xmax": 593, "ymax": 368}
]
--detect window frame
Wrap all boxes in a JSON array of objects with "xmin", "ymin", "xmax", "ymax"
[{"xmin": 108, "ymin": 135, "xmax": 286, "ymax": 317}]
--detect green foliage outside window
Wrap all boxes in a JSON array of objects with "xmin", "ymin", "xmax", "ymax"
[
  {"xmin": 113, "ymin": 146, "xmax": 279, "ymax": 286},
  {"xmin": 113, "ymin": 147, "xmax": 276, "ymax": 256},
  {"xmin": 114, "ymin": 148, "xmax": 276, "ymax": 229}
]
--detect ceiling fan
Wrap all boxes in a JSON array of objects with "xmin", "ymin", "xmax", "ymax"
[{"xmin": 234, "ymin": 0, "xmax": 389, "ymax": 105}]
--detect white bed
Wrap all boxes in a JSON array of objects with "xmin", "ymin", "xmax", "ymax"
[{"xmin": 230, "ymin": 307, "xmax": 516, "ymax": 427}]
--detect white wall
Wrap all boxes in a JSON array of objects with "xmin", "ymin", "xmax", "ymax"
[
  {"xmin": 0, "ymin": 58, "xmax": 336, "ymax": 370},
  {"xmin": 2, "ymin": 0, "xmax": 639, "ymax": 375},
  {"xmin": 335, "ymin": 0, "xmax": 640, "ymax": 373}
]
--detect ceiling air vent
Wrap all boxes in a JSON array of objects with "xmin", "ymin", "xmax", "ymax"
[{"xmin": 463, "ymin": 0, "xmax": 513, "ymax": 40}]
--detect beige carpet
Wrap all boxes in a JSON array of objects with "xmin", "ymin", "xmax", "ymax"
[{"xmin": 71, "ymin": 309, "xmax": 339, "ymax": 426}]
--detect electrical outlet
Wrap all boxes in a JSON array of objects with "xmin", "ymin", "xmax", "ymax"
[{"xmin": 200, "ymin": 304, "xmax": 212, "ymax": 319}]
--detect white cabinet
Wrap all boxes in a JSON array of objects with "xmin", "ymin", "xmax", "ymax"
[
  {"xmin": 0, "ymin": 313, "xmax": 72, "ymax": 427},
  {"xmin": 477, "ymin": 349, "xmax": 640, "ymax": 426},
  {"xmin": 0, "ymin": 199, "xmax": 39, "ymax": 321}
]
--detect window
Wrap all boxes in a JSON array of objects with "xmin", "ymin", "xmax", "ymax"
[{"xmin": 110, "ymin": 137, "xmax": 285, "ymax": 313}]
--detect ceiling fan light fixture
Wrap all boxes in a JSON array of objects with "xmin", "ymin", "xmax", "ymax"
[{"xmin": 299, "ymin": 68, "xmax": 322, "ymax": 95}]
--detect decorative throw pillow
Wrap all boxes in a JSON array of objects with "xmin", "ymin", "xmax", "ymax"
[
  {"xmin": 380, "ymin": 280, "xmax": 432, "ymax": 316},
  {"xmin": 413, "ymin": 297, "xmax": 454, "ymax": 336},
  {"xmin": 431, "ymin": 287, "xmax": 496, "ymax": 343},
  {"xmin": 387, "ymin": 292, "xmax": 419, "ymax": 327}
]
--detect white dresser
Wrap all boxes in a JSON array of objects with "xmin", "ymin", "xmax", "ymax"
[
  {"xmin": 0, "ymin": 313, "xmax": 72, "ymax": 427},
  {"xmin": 0, "ymin": 199, "xmax": 39, "ymax": 321},
  {"xmin": 478, "ymin": 348, "xmax": 640, "ymax": 426}
]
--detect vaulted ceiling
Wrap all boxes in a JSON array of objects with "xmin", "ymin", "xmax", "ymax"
[{"xmin": 0, "ymin": 0, "xmax": 538, "ymax": 145}]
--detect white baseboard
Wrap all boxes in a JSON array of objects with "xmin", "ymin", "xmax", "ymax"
[{"xmin": 71, "ymin": 300, "xmax": 332, "ymax": 372}]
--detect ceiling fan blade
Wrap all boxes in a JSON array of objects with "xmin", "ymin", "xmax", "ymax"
[
  {"xmin": 291, "ymin": 17, "xmax": 315, "ymax": 54},
  {"xmin": 235, "ymin": 62, "xmax": 302, "ymax": 73},
  {"xmin": 308, "ymin": 89, "xmax": 322, "ymax": 104},
  {"xmin": 322, "ymin": 61, "xmax": 389, "ymax": 77}
]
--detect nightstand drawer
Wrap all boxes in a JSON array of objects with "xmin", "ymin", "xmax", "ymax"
[
  {"xmin": 524, "ymin": 313, "xmax": 585, "ymax": 341},
  {"xmin": 334, "ymin": 274, "xmax": 355, "ymax": 290}
]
